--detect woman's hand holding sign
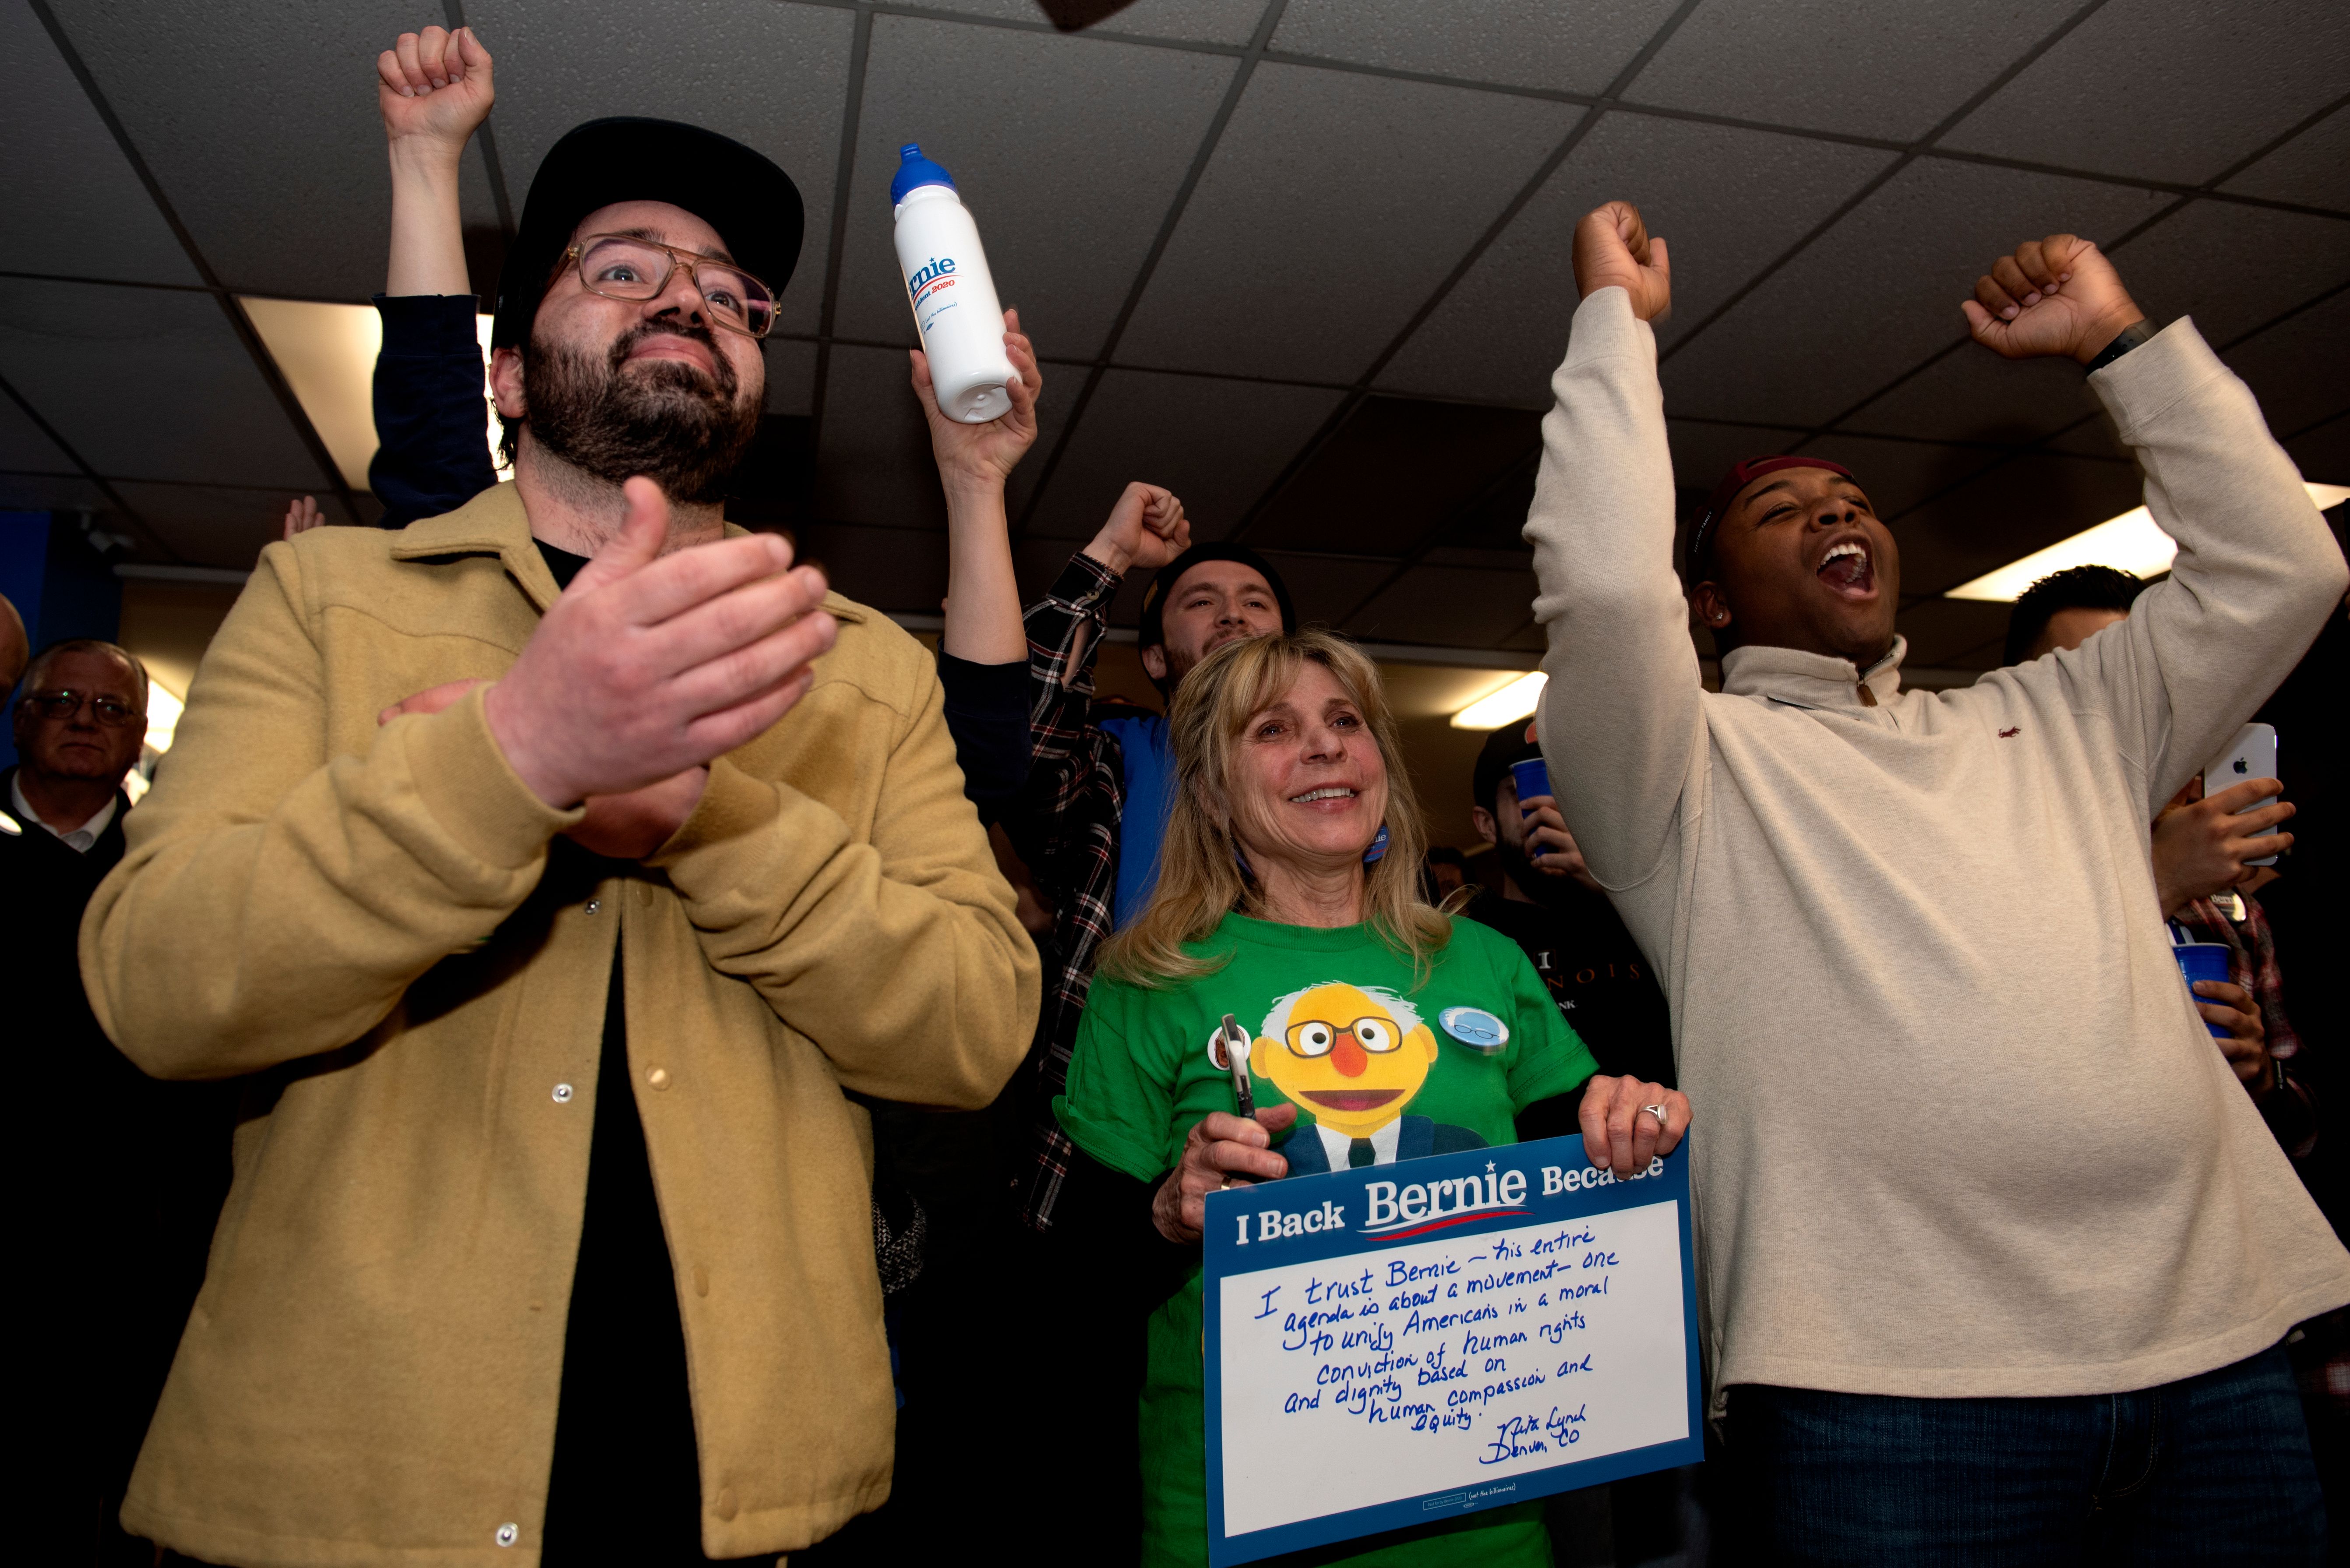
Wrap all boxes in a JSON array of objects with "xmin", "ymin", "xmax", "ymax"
[
  {"xmin": 1155, "ymin": 1106, "xmax": 1297, "ymax": 1244},
  {"xmin": 1578, "ymin": 1074, "xmax": 1690, "ymax": 1180}
]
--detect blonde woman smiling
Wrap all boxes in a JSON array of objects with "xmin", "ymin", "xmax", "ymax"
[{"xmin": 1054, "ymin": 630, "xmax": 1688, "ymax": 1568}]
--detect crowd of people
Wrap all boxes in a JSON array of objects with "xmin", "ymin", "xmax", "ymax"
[{"xmin": 5, "ymin": 22, "xmax": 2346, "ymax": 1568}]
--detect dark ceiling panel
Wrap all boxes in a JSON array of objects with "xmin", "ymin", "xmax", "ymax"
[
  {"xmin": 469, "ymin": 0, "xmax": 855, "ymax": 339},
  {"xmin": 2220, "ymin": 103, "xmax": 2350, "ymax": 212},
  {"xmin": 1256, "ymin": 550, "xmax": 1402, "ymax": 632},
  {"xmin": 1662, "ymin": 418, "xmax": 1808, "ymax": 494},
  {"xmin": 1634, "ymin": 0, "xmax": 2085, "ymax": 143},
  {"xmin": 1117, "ymin": 62, "xmax": 1574, "ymax": 382},
  {"xmin": 2, "ymin": 1, "xmax": 199, "ymax": 287},
  {"xmin": 1887, "ymin": 449, "xmax": 2147, "ymax": 598},
  {"xmin": 114, "ymin": 481, "xmax": 322, "ymax": 570},
  {"xmin": 1838, "ymin": 342, "xmax": 2109, "ymax": 447},
  {"xmin": 2219, "ymin": 292, "xmax": 2350, "ymax": 463},
  {"xmin": 1246, "ymin": 395, "xmax": 1539, "ymax": 557},
  {"xmin": 1270, "ymin": 0, "xmax": 1683, "ymax": 95},
  {"xmin": 918, "ymin": 0, "xmax": 1269, "ymax": 46},
  {"xmin": 812, "ymin": 341, "xmax": 1072, "ymax": 530},
  {"xmin": 763, "ymin": 338, "xmax": 820, "ymax": 419},
  {"xmin": 0, "ymin": 279, "xmax": 331, "ymax": 490},
  {"xmin": 1794, "ymin": 433, "xmax": 2016, "ymax": 521},
  {"xmin": 2283, "ymin": 412, "xmax": 2347, "ymax": 482},
  {"xmin": 1940, "ymin": 0, "xmax": 2350, "ymax": 187},
  {"xmin": 1660, "ymin": 159, "xmax": 2168, "ymax": 427},
  {"xmin": 1023, "ymin": 368, "xmax": 1344, "ymax": 540},
  {"xmin": 1895, "ymin": 596, "xmax": 2013, "ymax": 671},
  {"xmin": 2107, "ymin": 201, "xmax": 2350, "ymax": 349},
  {"xmin": 790, "ymin": 519, "xmax": 948, "ymax": 616},
  {"xmin": 1380, "ymin": 115, "xmax": 1892, "ymax": 407},
  {"xmin": 1344, "ymin": 563, "xmax": 1536, "ymax": 647},
  {"xmin": 0, "ymin": 472, "xmax": 109, "ymax": 514},
  {"xmin": 0, "ymin": 392, "xmax": 76, "ymax": 475},
  {"xmin": 52, "ymin": 0, "xmax": 501, "ymax": 302},
  {"xmin": 832, "ymin": 16, "xmax": 1236, "ymax": 360}
]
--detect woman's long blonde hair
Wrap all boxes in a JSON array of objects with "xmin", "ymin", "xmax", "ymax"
[{"xmin": 1096, "ymin": 629, "xmax": 1453, "ymax": 989}]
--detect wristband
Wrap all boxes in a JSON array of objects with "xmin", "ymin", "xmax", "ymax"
[{"xmin": 2084, "ymin": 318, "xmax": 2156, "ymax": 374}]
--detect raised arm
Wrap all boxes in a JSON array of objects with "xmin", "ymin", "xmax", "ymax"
[
  {"xmin": 1523, "ymin": 201, "xmax": 1705, "ymax": 889},
  {"xmin": 370, "ymin": 24, "xmax": 500, "ymax": 527},
  {"xmin": 1966, "ymin": 234, "xmax": 2350, "ymax": 806}
]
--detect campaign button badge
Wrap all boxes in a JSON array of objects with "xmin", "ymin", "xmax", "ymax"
[{"xmin": 1440, "ymin": 1006, "xmax": 1508, "ymax": 1052}]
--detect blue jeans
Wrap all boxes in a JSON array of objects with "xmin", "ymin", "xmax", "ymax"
[{"xmin": 1725, "ymin": 1346, "xmax": 2326, "ymax": 1565}]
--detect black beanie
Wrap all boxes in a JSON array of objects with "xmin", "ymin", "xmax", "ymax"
[
  {"xmin": 1137, "ymin": 543, "xmax": 1298, "ymax": 650},
  {"xmin": 1471, "ymin": 721, "xmax": 1542, "ymax": 816}
]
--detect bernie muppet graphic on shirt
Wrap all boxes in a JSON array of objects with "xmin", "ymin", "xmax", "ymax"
[{"xmin": 1230, "ymin": 982, "xmax": 1491, "ymax": 1174}]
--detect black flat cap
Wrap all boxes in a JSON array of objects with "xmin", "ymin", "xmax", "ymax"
[{"xmin": 491, "ymin": 117, "xmax": 805, "ymax": 350}]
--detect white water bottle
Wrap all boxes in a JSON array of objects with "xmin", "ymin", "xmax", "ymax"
[{"xmin": 890, "ymin": 143, "xmax": 1015, "ymax": 423}]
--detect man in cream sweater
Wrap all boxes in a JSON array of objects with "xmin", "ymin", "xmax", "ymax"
[{"xmin": 1526, "ymin": 200, "xmax": 2349, "ymax": 1560}]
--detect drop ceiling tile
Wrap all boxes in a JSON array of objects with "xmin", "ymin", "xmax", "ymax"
[
  {"xmin": 1631, "ymin": 0, "xmax": 2085, "ymax": 143},
  {"xmin": 813, "ymin": 341, "xmax": 1070, "ymax": 530},
  {"xmin": 1118, "ymin": 63, "xmax": 1575, "ymax": 383},
  {"xmin": 2106, "ymin": 200, "xmax": 2350, "ymax": 350},
  {"xmin": 1344, "ymin": 564, "xmax": 1537, "ymax": 648},
  {"xmin": 1246, "ymin": 396, "xmax": 1541, "ymax": 557},
  {"xmin": 1269, "ymin": 0, "xmax": 1684, "ymax": 95},
  {"xmin": 789, "ymin": 521, "xmax": 948, "ymax": 616},
  {"xmin": 0, "ymin": 393, "xmax": 76, "ymax": 475},
  {"xmin": 1380, "ymin": 115, "xmax": 1892, "ymax": 406},
  {"xmin": 1940, "ymin": 0, "xmax": 2350, "ymax": 187},
  {"xmin": 0, "ymin": 473, "xmax": 108, "ymax": 515},
  {"xmin": 1255, "ymin": 550, "xmax": 1401, "ymax": 631},
  {"xmin": 1838, "ymin": 343, "xmax": 2108, "ymax": 446},
  {"xmin": 50, "ymin": 1, "xmax": 502, "ymax": 301},
  {"xmin": 113, "ymin": 482, "xmax": 317, "ymax": 571},
  {"xmin": 1, "ymin": 2, "xmax": 198, "ymax": 286},
  {"xmin": 1662, "ymin": 419, "xmax": 1807, "ymax": 494},
  {"xmin": 0, "ymin": 280, "xmax": 330, "ymax": 490},
  {"xmin": 1499, "ymin": 618, "xmax": 1545, "ymax": 652},
  {"xmin": 1659, "ymin": 160, "xmax": 2168, "ymax": 427},
  {"xmin": 1793, "ymin": 434, "xmax": 2012, "ymax": 521},
  {"xmin": 833, "ymin": 17, "xmax": 1236, "ymax": 359},
  {"xmin": 914, "ymin": 0, "xmax": 1269, "ymax": 46},
  {"xmin": 1023, "ymin": 369, "xmax": 1344, "ymax": 540},
  {"xmin": 764, "ymin": 337, "xmax": 819, "ymax": 417},
  {"xmin": 1887, "ymin": 450, "xmax": 2146, "ymax": 599},
  {"xmin": 1896, "ymin": 596, "xmax": 2014, "ymax": 670},
  {"xmin": 469, "ymin": 0, "xmax": 855, "ymax": 337},
  {"xmin": 2220, "ymin": 104, "xmax": 2350, "ymax": 212},
  {"xmin": 2220, "ymin": 289, "xmax": 2350, "ymax": 450}
]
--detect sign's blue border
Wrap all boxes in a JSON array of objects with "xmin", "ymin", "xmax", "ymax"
[{"xmin": 1202, "ymin": 1134, "xmax": 1701, "ymax": 1567}]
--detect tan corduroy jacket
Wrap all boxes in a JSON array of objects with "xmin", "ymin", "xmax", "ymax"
[{"xmin": 81, "ymin": 483, "xmax": 1040, "ymax": 1568}]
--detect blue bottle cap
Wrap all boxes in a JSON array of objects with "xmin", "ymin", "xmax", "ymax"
[
  {"xmin": 1440, "ymin": 1007, "xmax": 1509, "ymax": 1052},
  {"xmin": 890, "ymin": 143, "xmax": 958, "ymax": 205}
]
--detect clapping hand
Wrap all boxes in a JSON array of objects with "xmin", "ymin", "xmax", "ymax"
[
  {"xmin": 1571, "ymin": 201, "xmax": 1672, "ymax": 323},
  {"xmin": 1962, "ymin": 233, "xmax": 2145, "ymax": 364},
  {"xmin": 282, "ymin": 495, "xmax": 324, "ymax": 540}
]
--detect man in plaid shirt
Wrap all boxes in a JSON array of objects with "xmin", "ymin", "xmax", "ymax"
[{"xmin": 1006, "ymin": 507, "xmax": 1296, "ymax": 1229}]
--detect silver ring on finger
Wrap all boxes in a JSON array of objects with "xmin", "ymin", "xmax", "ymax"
[{"xmin": 1642, "ymin": 1104, "xmax": 1668, "ymax": 1124}]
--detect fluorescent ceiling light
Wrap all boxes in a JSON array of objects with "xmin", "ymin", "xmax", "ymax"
[
  {"xmin": 1945, "ymin": 482, "xmax": 2350, "ymax": 602},
  {"xmin": 240, "ymin": 297, "xmax": 505, "ymax": 492},
  {"xmin": 124, "ymin": 679, "xmax": 187, "ymax": 805},
  {"xmin": 1450, "ymin": 670, "xmax": 1547, "ymax": 730}
]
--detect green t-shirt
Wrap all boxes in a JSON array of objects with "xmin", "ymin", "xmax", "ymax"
[{"xmin": 1056, "ymin": 913, "xmax": 1598, "ymax": 1568}]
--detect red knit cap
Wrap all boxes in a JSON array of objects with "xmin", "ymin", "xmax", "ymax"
[{"xmin": 1685, "ymin": 456, "xmax": 1856, "ymax": 582}]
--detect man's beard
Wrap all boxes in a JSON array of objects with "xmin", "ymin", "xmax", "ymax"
[
  {"xmin": 1493, "ymin": 830, "xmax": 1581, "ymax": 910},
  {"xmin": 522, "ymin": 322, "xmax": 761, "ymax": 505}
]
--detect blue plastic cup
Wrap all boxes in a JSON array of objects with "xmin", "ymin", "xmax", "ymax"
[
  {"xmin": 1510, "ymin": 756, "xmax": 1553, "ymax": 862},
  {"xmin": 2172, "ymin": 943, "xmax": 2233, "ymax": 1038}
]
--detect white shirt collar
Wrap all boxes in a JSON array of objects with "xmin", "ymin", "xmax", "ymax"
[
  {"xmin": 10, "ymin": 775, "xmax": 118, "ymax": 853},
  {"xmin": 1314, "ymin": 1118, "xmax": 1403, "ymax": 1169}
]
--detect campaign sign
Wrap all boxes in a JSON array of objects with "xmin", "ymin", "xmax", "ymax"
[{"xmin": 1202, "ymin": 1135, "xmax": 1700, "ymax": 1566}]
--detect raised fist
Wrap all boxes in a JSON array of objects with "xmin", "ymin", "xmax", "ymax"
[
  {"xmin": 1571, "ymin": 201, "xmax": 1672, "ymax": 323},
  {"xmin": 1086, "ymin": 481, "xmax": 1191, "ymax": 578},
  {"xmin": 378, "ymin": 25, "xmax": 494, "ymax": 155},
  {"xmin": 1962, "ymin": 234, "xmax": 2144, "ymax": 364}
]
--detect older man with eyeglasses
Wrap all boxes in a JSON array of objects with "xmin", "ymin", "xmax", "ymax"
[
  {"xmin": 81, "ymin": 99, "xmax": 1036, "ymax": 1568},
  {"xmin": 3, "ymin": 640, "xmax": 241, "ymax": 1568}
]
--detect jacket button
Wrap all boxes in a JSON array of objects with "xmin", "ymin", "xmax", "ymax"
[
  {"xmin": 495, "ymin": 1522, "xmax": 519, "ymax": 1547},
  {"xmin": 585, "ymin": 898, "xmax": 601, "ymax": 914},
  {"xmin": 552, "ymin": 1083, "xmax": 574, "ymax": 1103},
  {"xmin": 715, "ymin": 1487, "xmax": 739, "ymax": 1522},
  {"xmin": 693, "ymin": 1264, "xmax": 709, "ymax": 1297},
  {"xmin": 647, "ymin": 1067, "xmax": 671, "ymax": 1090}
]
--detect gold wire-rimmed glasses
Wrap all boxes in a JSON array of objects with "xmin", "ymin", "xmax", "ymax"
[{"xmin": 561, "ymin": 235, "xmax": 778, "ymax": 339}]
